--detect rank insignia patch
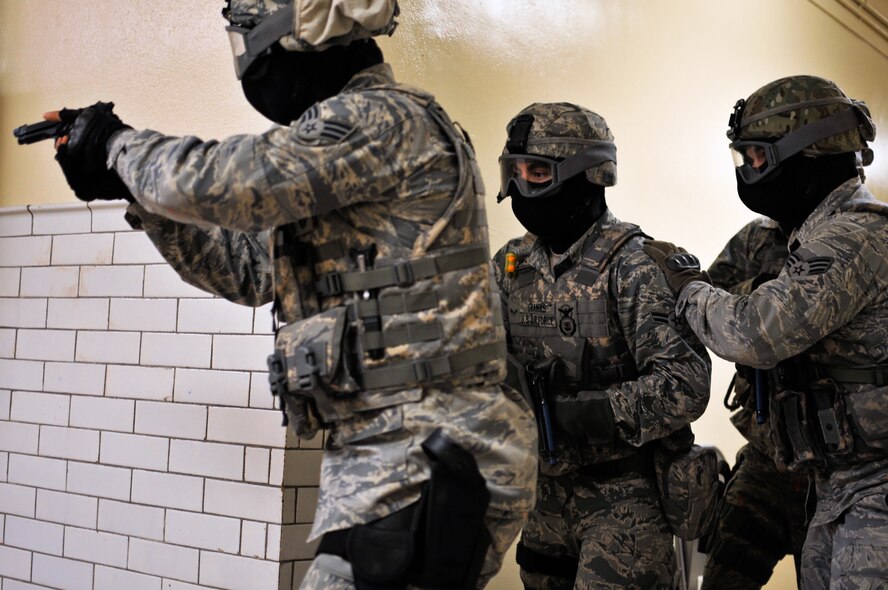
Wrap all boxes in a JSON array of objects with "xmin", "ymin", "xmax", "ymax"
[
  {"xmin": 296, "ymin": 104, "xmax": 355, "ymax": 143},
  {"xmin": 785, "ymin": 252, "xmax": 834, "ymax": 278}
]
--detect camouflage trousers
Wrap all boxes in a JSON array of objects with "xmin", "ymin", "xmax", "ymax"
[
  {"xmin": 298, "ymin": 506, "xmax": 527, "ymax": 589},
  {"xmin": 801, "ymin": 491, "xmax": 888, "ymax": 590},
  {"xmin": 519, "ymin": 469, "xmax": 678, "ymax": 590},
  {"xmin": 702, "ymin": 444, "xmax": 812, "ymax": 590}
]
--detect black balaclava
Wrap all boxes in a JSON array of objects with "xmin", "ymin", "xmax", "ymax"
[
  {"xmin": 511, "ymin": 174, "xmax": 607, "ymax": 254},
  {"xmin": 736, "ymin": 152, "xmax": 858, "ymax": 231},
  {"xmin": 241, "ymin": 39, "xmax": 383, "ymax": 125}
]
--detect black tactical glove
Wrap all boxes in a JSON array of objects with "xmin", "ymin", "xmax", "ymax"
[
  {"xmin": 642, "ymin": 239, "xmax": 711, "ymax": 295},
  {"xmin": 552, "ymin": 390, "xmax": 615, "ymax": 444},
  {"xmin": 54, "ymin": 101, "xmax": 133, "ymax": 202}
]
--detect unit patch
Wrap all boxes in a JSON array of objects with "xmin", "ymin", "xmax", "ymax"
[{"xmin": 558, "ymin": 304, "xmax": 577, "ymax": 336}]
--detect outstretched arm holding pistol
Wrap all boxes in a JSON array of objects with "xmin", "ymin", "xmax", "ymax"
[{"xmin": 13, "ymin": 102, "xmax": 133, "ymax": 202}]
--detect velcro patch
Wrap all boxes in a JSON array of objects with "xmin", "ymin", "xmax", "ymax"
[{"xmin": 785, "ymin": 252, "xmax": 834, "ymax": 278}]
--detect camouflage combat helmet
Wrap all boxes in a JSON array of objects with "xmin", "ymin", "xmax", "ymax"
[
  {"xmin": 505, "ymin": 102, "xmax": 617, "ymax": 187},
  {"xmin": 223, "ymin": 0, "xmax": 398, "ymax": 77},
  {"xmin": 728, "ymin": 75, "xmax": 876, "ymax": 160}
]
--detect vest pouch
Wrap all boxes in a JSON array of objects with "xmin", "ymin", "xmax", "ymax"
[
  {"xmin": 846, "ymin": 384, "xmax": 888, "ymax": 450},
  {"xmin": 273, "ymin": 306, "xmax": 360, "ymax": 423},
  {"xmin": 654, "ymin": 444, "xmax": 719, "ymax": 540},
  {"xmin": 769, "ymin": 388, "xmax": 821, "ymax": 471}
]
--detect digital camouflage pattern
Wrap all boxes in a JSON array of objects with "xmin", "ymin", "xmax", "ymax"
[
  {"xmin": 114, "ymin": 62, "xmax": 537, "ymax": 571},
  {"xmin": 701, "ymin": 445, "xmax": 811, "ymax": 590},
  {"xmin": 224, "ymin": 0, "xmax": 398, "ymax": 51},
  {"xmin": 494, "ymin": 208, "xmax": 710, "ymax": 587},
  {"xmin": 801, "ymin": 491, "xmax": 888, "ymax": 590},
  {"xmin": 707, "ymin": 216, "xmax": 789, "ymax": 454},
  {"xmin": 301, "ymin": 507, "xmax": 525, "ymax": 589},
  {"xmin": 519, "ymin": 470, "xmax": 678, "ymax": 590},
  {"xmin": 494, "ymin": 210, "xmax": 711, "ymax": 475},
  {"xmin": 702, "ymin": 217, "xmax": 812, "ymax": 590},
  {"xmin": 653, "ymin": 443, "xmax": 719, "ymax": 541},
  {"xmin": 677, "ymin": 178, "xmax": 888, "ymax": 586},
  {"xmin": 505, "ymin": 102, "xmax": 617, "ymax": 187},
  {"xmin": 729, "ymin": 75, "xmax": 876, "ymax": 157}
]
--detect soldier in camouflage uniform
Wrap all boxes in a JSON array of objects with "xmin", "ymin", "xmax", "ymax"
[
  {"xmin": 45, "ymin": 2, "xmax": 538, "ymax": 588},
  {"xmin": 492, "ymin": 102, "xmax": 712, "ymax": 590},
  {"xmin": 644, "ymin": 76, "xmax": 888, "ymax": 590},
  {"xmin": 702, "ymin": 218, "xmax": 812, "ymax": 590}
]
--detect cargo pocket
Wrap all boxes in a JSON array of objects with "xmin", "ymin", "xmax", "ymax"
[
  {"xmin": 846, "ymin": 385, "xmax": 888, "ymax": 450},
  {"xmin": 322, "ymin": 405, "xmax": 412, "ymax": 500}
]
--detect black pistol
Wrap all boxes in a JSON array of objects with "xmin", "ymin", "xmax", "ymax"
[{"xmin": 13, "ymin": 119, "xmax": 70, "ymax": 145}]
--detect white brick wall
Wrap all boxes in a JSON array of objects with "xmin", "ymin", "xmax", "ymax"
[
  {"xmin": 37, "ymin": 490, "xmax": 98, "ymax": 529},
  {"xmin": 20, "ymin": 266, "xmax": 80, "ymax": 297},
  {"xmin": 0, "ymin": 203, "xmax": 316, "ymax": 589}
]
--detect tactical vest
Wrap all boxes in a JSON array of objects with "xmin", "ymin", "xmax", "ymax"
[
  {"xmin": 269, "ymin": 90, "xmax": 506, "ymax": 425},
  {"xmin": 771, "ymin": 195, "xmax": 888, "ymax": 470},
  {"xmin": 502, "ymin": 221, "xmax": 645, "ymax": 473}
]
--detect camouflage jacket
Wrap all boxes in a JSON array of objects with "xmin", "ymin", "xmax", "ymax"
[
  {"xmin": 707, "ymin": 217, "xmax": 789, "ymax": 454},
  {"xmin": 494, "ymin": 209, "xmax": 711, "ymax": 476},
  {"xmin": 112, "ymin": 63, "xmax": 537, "ymax": 539},
  {"xmin": 680, "ymin": 179, "xmax": 888, "ymax": 524}
]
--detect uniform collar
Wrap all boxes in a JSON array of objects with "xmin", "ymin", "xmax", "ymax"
[
  {"xmin": 341, "ymin": 63, "xmax": 396, "ymax": 94},
  {"xmin": 523, "ymin": 209, "xmax": 617, "ymax": 282},
  {"xmin": 790, "ymin": 177, "xmax": 864, "ymax": 244}
]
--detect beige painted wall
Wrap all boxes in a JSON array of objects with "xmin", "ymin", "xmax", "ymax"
[{"xmin": 2, "ymin": 1, "xmax": 887, "ymax": 588}]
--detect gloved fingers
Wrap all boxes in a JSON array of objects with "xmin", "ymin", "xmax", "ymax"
[
  {"xmin": 43, "ymin": 111, "xmax": 74, "ymax": 151},
  {"xmin": 665, "ymin": 251, "xmax": 702, "ymax": 271},
  {"xmin": 644, "ymin": 239, "xmax": 681, "ymax": 255},
  {"xmin": 56, "ymin": 107, "xmax": 84, "ymax": 123}
]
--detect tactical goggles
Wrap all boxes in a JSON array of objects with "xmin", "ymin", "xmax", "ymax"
[
  {"xmin": 728, "ymin": 106, "xmax": 862, "ymax": 184},
  {"xmin": 225, "ymin": 4, "xmax": 295, "ymax": 79},
  {"xmin": 497, "ymin": 142, "xmax": 616, "ymax": 200}
]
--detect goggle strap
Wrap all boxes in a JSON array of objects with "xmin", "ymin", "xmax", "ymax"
[
  {"xmin": 236, "ymin": 4, "xmax": 296, "ymax": 76},
  {"xmin": 739, "ymin": 96, "xmax": 853, "ymax": 129},
  {"xmin": 556, "ymin": 143, "xmax": 617, "ymax": 181},
  {"xmin": 771, "ymin": 108, "xmax": 860, "ymax": 162}
]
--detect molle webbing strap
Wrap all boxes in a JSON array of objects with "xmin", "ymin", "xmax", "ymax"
[
  {"xmin": 351, "ymin": 291, "xmax": 439, "ymax": 318},
  {"xmin": 781, "ymin": 397, "xmax": 818, "ymax": 464},
  {"xmin": 313, "ymin": 240, "xmax": 347, "ymax": 263},
  {"xmin": 575, "ymin": 223, "xmax": 646, "ymax": 286},
  {"xmin": 817, "ymin": 364, "xmax": 888, "ymax": 387},
  {"xmin": 362, "ymin": 320, "xmax": 443, "ymax": 349},
  {"xmin": 360, "ymin": 341, "xmax": 504, "ymax": 390},
  {"xmin": 315, "ymin": 245, "xmax": 489, "ymax": 296}
]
